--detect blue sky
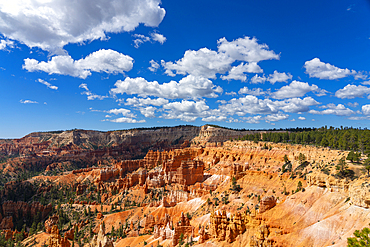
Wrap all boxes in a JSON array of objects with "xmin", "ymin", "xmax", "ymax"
[{"xmin": 0, "ymin": 0, "xmax": 370, "ymax": 138}]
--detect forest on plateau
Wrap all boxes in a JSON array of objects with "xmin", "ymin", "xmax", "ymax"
[{"xmin": 239, "ymin": 126, "xmax": 370, "ymax": 153}]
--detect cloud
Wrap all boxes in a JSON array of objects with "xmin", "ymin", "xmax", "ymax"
[
  {"xmin": 221, "ymin": 62, "xmax": 262, "ymax": 81},
  {"xmin": 298, "ymin": 116, "xmax": 306, "ymax": 120},
  {"xmin": 304, "ymin": 58, "xmax": 360, "ymax": 80},
  {"xmin": 161, "ymin": 100, "xmax": 212, "ymax": 122},
  {"xmin": 162, "ymin": 48, "xmax": 233, "ymax": 78},
  {"xmin": 38, "ymin": 79, "xmax": 58, "ymax": 90},
  {"xmin": 102, "ymin": 107, "xmax": 145, "ymax": 123},
  {"xmin": 347, "ymin": 102, "xmax": 359, "ymax": 108},
  {"xmin": 202, "ymin": 116, "xmax": 227, "ymax": 122},
  {"xmin": 243, "ymin": 115, "xmax": 262, "ymax": 124},
  {"xmin": 362, "ymin": 105, "xmax": 370, "ymax": 115},
  {"xmin": 314, "ymin": 88, "xmax": 329, "ymax": 97},
  {"xmin": 0, "ymin": 0, "xmax": 166, "ymax": 53},
  {"xmin": 106, "ymin": 108, "xmax": 135, "ymax": 118},
  {"xmin": 219, "ymin": 95, "xmax": 319, "ymax": 117},
  {"xmin": 20, "ymin": 99, "xmax": 38, "ymax": 104},
  {"xmin": 335, "ymin": 84, "xmax": 370, "ymax": 99},
  {"xmin": 250, "ymin": 74, "xmax": 267, "ymax": 84},
  {"xmin": 219, "ymin": 95, "xmax": 279, "ymax": 116},
  {"xmin": 148, "ymin": 60, "xmax": 160, "ymax": 72},
  {"xmin": 272, "ymin": 80, "xmax": 318, "ymax": 99},
  {"xmin": 158, "ymin": 99, "xmax": 227, "ymax": 122},
  {"xmin": 162, "ymin": 36, "xmax": 278, "ymax": 79},
  {"xmin": 242, "ymin": 113, "xmax": 288, "ymax": 124},
  {"xmin": 150, "ymin": 33, "xmax": 166, "ymax": 44},
  {"xmin": 132, "ymin": 32, "xmax": 166, "ymax": 48},
  {"xmin": 23, "ymin": 49, "xmax": 133, "ymax": 79},
  {"xmin": 217, "ymin": 37, "xmax": 280, "ymax": 63},
  {"xmin": 133, "ymin": 34, "xmax": 151, "ymax": 48},
  {"xmin": 238, "ymin": 86, "xmax": 266, "ymax": 96},
  {"xmin": 0, "ymin": 39, "xmax": 14, "ymax": 50},
  {"xmin": 139, "ymin": 106, "xmax": 157, "ymax": 118},
  {"xmin": 110, "ymin": 75, "xmax": 223, "ymax": 99},
  {"xmin": 277, "ymin": 97, "xmax": 320, "ymax": 113},
  {"xmin": 79, "ymin": 83, "xmax": 107, "ymax": 100},
  {"xmin": 108, "ymin": 117, "xmax": 146, "ymax": 123},
  {"xmin": 309, "ymin": 103, "xmax": 355, "ymax": 116},
  {"xmin": 225, "ymin": 91, "xmax": 237, "ymax": 96},
  {"xmin": 264, "ymin": 113, "xmax": 289, "ymax": 122},
  {"xmin": 125, "ymin": 97, "xmax": 169, "ymax": 107},
  {"xmin": 267, "ymin": 70, "xmax": 292, "ymax": 84}
]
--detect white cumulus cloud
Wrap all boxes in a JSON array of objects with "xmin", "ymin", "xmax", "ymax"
[
  {"xmin": 148, "ymin": 60, "xmax": 160, "ymax": 72},
  {"xmin": 221, "ymin": 62, "xmax": 262, "ymax": 81},
  {"xmin": 0, "ymin": 39, "xmax": 14, "ymax": 50},
  {"xmin": 219, "ymin": 95, "xmax": 319, "ymax": 117},
  {"xmin": 304, "ymin": 58, "xmax": 360, "ymax": 80},
  {"xmin": 23, "ymin": 49, "xmax": 133, "ymax": 79},
  {"xmin": 108, "ymin": 117, "xmax": 146, "ymax": 123},
  {"xmin": 0, "ymin": 0, "xmax": 166, "ymax": 53},
  {"xmin": 277, "ymin": 97, "xmax": 320, "ymax": 113},
  {"xmin": 125, "ymin": 97, "xmax": 168, "ymax": 107},
  {"xmin": 162, "ymin": 36, "xmax": 278, "ymax": 79},
  {"xmin": 238, "ymin": 87, "xmax": 266, "ymax": 96},
  {"xmin": 151, "ymin": 33, "xmax": 166, "ymax": 44},
  {"xmin": 272, "ymin": 80, "xmax": 318, "ymax": 99},
  {"xmin": 110, "ymin": 75, "xmax": 223, "ymax": 99},
  {"xmin": 264, "ymin": 113, "xmax": 289, "ymax": 122},
  {"xmin": 267, "ymin": 70, "xmax": 292, "ymax": 84},
  {"xmin": 250, "ymin": 74, "xmax": 267, "ymax": 84},
  {"xmin": 162, "ymin": 100, "xmax": 211, "ymax": 122},
  {"xmin": 106, "ymin": 108, "xmax": 135, "ymax": 117},
  {"xmin": 362, "ymin": 105, "xmax": 370, "ymax": 115},
  {"xmin": 139, "ymin": 106, "xmax": 157, "ymax": 118},
  {"xmin": 132, "ymin": 32, "xmax": 166, "ymax": 48},
  {"xmin": 309, "ymin": 103, "xmax": 355, "ymax": 116},
  {"xmin": 335, "ymin": 84, "xmax": 370, "ymax": 99}
]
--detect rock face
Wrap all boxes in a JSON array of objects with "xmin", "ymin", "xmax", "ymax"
[
  {"xmin": 210, "ymin": 210, "xmax": 248, "ymax": 243},
  {"xmin": 250, "ymin": 225, "xmax": 272, "ymax": 247},
  {"xmin": 90, "ymin": 224, "xmax": 113, "ymax": 247},
  {"xmin": 5, "ymin": 132, "xmax": 370, "ymax": 247},
  {"xmin": 45, "ymin": 214, "xmax": 59, "ymax": 234},
  {"xmin": 0, "ymin": 216, "xmax": 13, "ymax": 230},
  {"xmin": 0, "ymin": 201, "xmax": 52, "ymax": 230},
  {"xmin": 172, "ymin": 212, "xmax": 194, "ymax": 246},
  {"xmin": 46, "ymin": 225, "xmax": 70, "ymax": 247},
  {"xmin": 259, "ymin": 196, "xmax": 277, "ymax": 213}
]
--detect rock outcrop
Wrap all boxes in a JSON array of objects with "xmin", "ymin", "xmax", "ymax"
[
  {"xmin": 90, "ymin": 224, "xmax": 113, "ymax": 247},
  {"xmin": 210, "ymin": 210, "xmax": 249, "ymax": 243},
  {"xmin": 1, "ymin": 201, "xmax": 52, "ymax": 230},
  {"xmin": 45, "ymin": 214, "xmax": 59, "ymax": 234},
  {"xmin": 46, "ymin": 225, "xmax": 70, "ymax": 247},
  {"xmin": 172, "ymin": 212, "xmax": 194, "ymax": 246},
  {"xmin": 259, "ymin": 196, "xmax": 277, "ymax": 213}
]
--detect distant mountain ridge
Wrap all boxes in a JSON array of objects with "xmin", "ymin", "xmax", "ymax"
[{"xmin": 0, "ymin": 125, "xmax": 253, "ymax": 177}]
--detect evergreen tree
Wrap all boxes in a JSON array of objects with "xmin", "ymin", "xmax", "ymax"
[
  {"xmin": 298, "ymin": 153, "xmax": 306, "ymax": 165},
  {"xmin": 363, "ymin": 158, "xmax": 370, "ymax": 177},
  {"xmin": 347, "ymin": 151, "xmax": 356, "ymax": 163},
  {"xmin": 348, "ymin": 226, "xmax": 370, "ymax": 246},
  {"xmin": 283, "ymin": 155, "xmax": 289, "ymax": 164}
]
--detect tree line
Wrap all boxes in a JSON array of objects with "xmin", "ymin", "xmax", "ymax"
[{"xmin": 238, "ymin": 126, "xmax": 370, "ymax": 153}]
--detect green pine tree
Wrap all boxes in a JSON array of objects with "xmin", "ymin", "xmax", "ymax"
[{"xmin": 348, "ymin": 225, "xmax": 370, "ymax": 246}]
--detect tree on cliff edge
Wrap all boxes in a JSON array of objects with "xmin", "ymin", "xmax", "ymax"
[{"xmin": 348, "ymin": 225, "xmax": 370, "ymax": 246}]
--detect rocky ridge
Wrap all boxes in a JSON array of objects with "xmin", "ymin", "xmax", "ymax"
[{"xmin": 0, "ymin": 126, "xmax": 366, "ymax": 246}]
